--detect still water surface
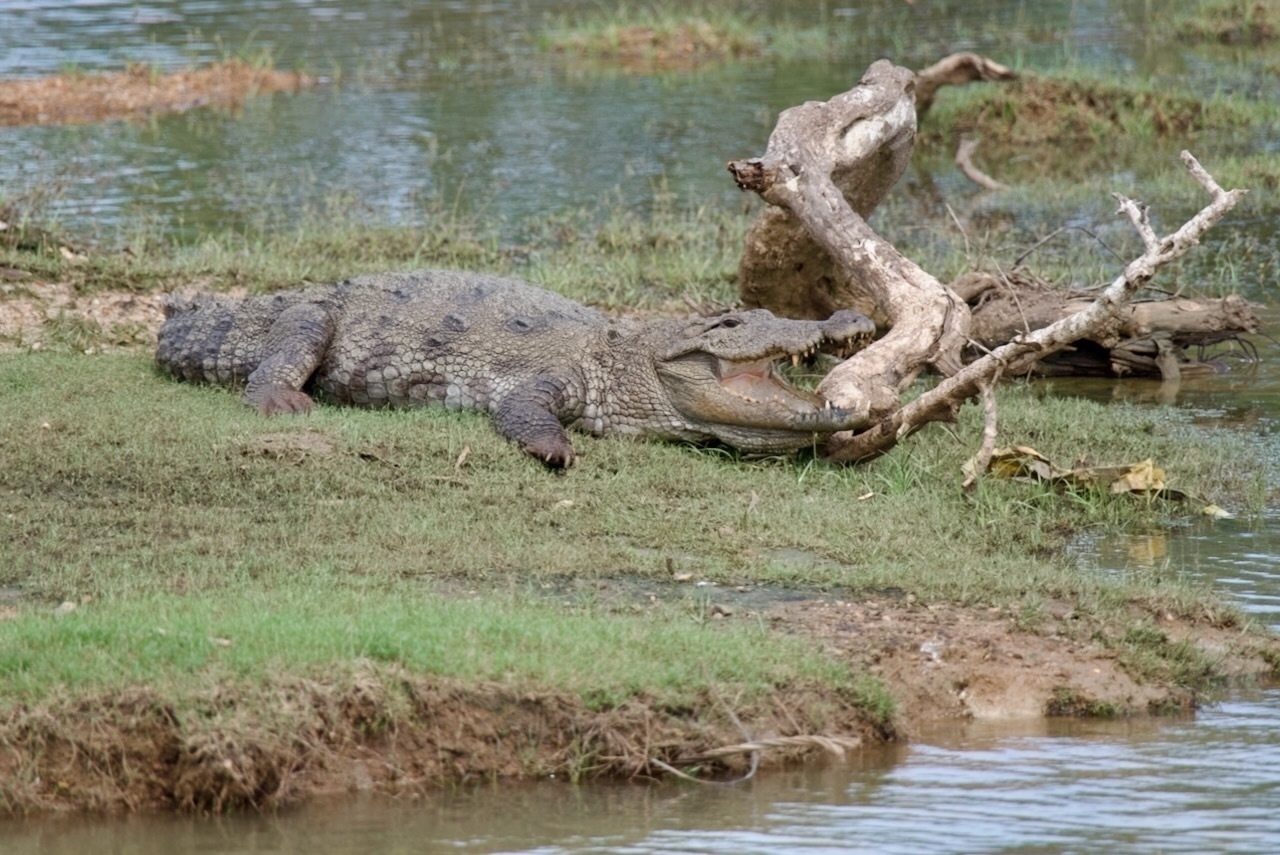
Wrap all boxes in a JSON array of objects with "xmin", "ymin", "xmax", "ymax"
[
  {"xmin": 3, "ymin": 0, "xmax": 1277, "ymax": 244},
  {"xmin": 2, "ymin": 1, "xmax": 1278, "ymax": 851}
]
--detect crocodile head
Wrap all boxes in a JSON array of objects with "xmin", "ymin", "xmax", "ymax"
[{"xmin": 649, "ymin": 308, "xmax": 876, "ymax": 452}]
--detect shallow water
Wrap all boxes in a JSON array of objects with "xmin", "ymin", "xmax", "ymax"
[
  {"xmin": 3, "ymin": 697, "xmax": 1279, "ymax": 853},
  {"xmin": 3, "ymin": 2, "xmax": 1280, "ymax": 851},
  {"xmin": 3, "ymin": 0, "xmax": 1277, "ymax": 254}
]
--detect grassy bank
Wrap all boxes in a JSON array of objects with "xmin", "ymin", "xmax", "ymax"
[
  {"xmin": 2, "ymin": 187, "xmax": 1278, "ymax": 811},
  {"xmin": 1, "ymin": 341, "xmax": 1272, "ymax": 726}
]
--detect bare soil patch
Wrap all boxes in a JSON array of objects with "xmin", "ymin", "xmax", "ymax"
[
  {"xmin": 0, "ymin": 60, "xmax": 315, "ymax": 127},
  {"xmin": 0, "ymin": 279, "xmax": 167, "ymax": 351},
  {"xmin": 0, "ymin": 278, "xmax": 244, "ymax": 352},
  {"xmin": 777, "ymin": 597, "xmax": 1278, "ymax": 734},
  {"xmin": 0, "ymin": 668, "xmax": 886, "ymax": 814}
]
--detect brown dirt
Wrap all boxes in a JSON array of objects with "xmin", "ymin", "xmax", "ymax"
[
  {"xmin": 0, "ymin": 278, "xmax": 167, "ymax": 351},
  {"xmin": 0, "ymin": 277, "xmax": 244, "ymax": 353},
  {"xmin": 0, "ymin": 666, "xmax": 887, "ymax": 815},
  {"xmin": 776, "ymin": 596, "xmax": 1278, "ymax": 731},
  {"xmin": 0, "ymin": 60, "xmax": 315, "ymax": 127}
]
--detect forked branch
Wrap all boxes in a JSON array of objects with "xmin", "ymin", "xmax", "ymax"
[{"xmin": 824, "ymin": 151, "xmax": 1248, "ymax": 463}]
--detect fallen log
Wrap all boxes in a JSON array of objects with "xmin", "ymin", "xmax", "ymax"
[
  {"xmin": 955, "ymin": 270, "xmax": 1262, "ymax": 378},
  {"xmin": 829, "ymin": 152, "xmax": 1247, "ymax": 462}
]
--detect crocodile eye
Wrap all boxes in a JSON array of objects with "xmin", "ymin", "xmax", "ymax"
[{"xmin": 715, "ymin": 318, "xmax": 742, "ymax": 329}]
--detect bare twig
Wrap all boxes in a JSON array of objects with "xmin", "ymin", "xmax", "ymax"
[
  {"xmin": 955, "ymin": 137, "xmax": 1007, "ymax": 191},
  {"xmin": 962, "ymin": 373, "xmax": 1002, "ymax": 491},
  {"xmin": 827, "ymin": 151, "xmax": 1248, "ymax": 463},
  {"xmin": 649, "ymin": 735, "xmax": 863, "ymax": 786}
]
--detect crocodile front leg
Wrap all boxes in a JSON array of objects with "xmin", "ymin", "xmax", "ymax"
[
  {"xmin": 492, "ymin": 375, "xmax": 578, "ymax": 468},
  {"xmin": 243, "ymin": 303, "xmax": 335, "ymax": 415}
]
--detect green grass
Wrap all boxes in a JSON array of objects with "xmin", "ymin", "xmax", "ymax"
[
  {"xmin": 1169, "ymin": 0, "xmax": 1279, "ymax": 45},
  {"xmin": 0, "ymin": 349, "xmax": 1265, "ymax": 709},
  {"xmin": 536, "ymin": 2, "xmax": 877, "ymax": 67},
  {"xmin": 0, "ymin": 584, "xmax": 856, "ymax": 710},
  {"xmin": 917, "ymin": 69, "xmax": 1280, "ymax": 166},
  {"xmin": 0, "ymin": 195, "xmax": 746, "ymax": 315}
]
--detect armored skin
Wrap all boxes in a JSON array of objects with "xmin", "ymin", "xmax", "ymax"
[{"xmin": 156, "ymin": 269, "xmax": 875, "ymax": 467}]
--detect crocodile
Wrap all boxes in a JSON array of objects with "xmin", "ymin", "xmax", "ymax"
[{"xmin": 155, "ymin": 269, "xmax": 875, "ymax": 467}]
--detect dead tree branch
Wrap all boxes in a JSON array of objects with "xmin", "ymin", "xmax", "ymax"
[
  {"xmin": 729, "ymin": 61, "xmax": 971, "ymax": 425},
  {"xmin": 955, "ymin": 136, "xmax": 1006, "ymax": 191},
  {"xmin": 824, "ymin": 151, "xmax": 1247, "ymax": 463},
  {"xmin": 914, "ymin": 52, "xmax": 1016, "ymax": 115}
]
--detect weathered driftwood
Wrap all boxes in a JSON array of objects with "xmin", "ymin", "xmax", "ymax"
[
  {"xmin": 729, "ymin": 60, "xmax": 970, "ymax": 427},
  {"xmin": 830, "ymin": 152, "xmax": 1246, "ymax": 462},
  {"xmin": 955, "ymin": 270, "xmax": 1261, "ymax": 378},
  {"xmin": 729, "ymin": 58, "xmax": 1247, "ymax": 462},
  {"xmin": 954, "ymin": 136, "xmax": 1007, "ymax": 191},
  {"xmin": 913, "ymin": 52, "xmax": 1016, "ymax": 115},
  {"xmin": 737, "ymin": 54, "xmax": 1015, "ymax": 324}
]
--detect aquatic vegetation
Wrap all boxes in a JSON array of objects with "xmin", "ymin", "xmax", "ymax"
[
  {"xmin": 1171, "ymin": 0, "xmax": 1279, "ymax": 44},
  {"xmin": 0, "ymin": 58, "xmax": 315, "ymax": 127},
  {"xmin": 918, "ymin": 72, "xmax": 1270, "ymax": 150}
]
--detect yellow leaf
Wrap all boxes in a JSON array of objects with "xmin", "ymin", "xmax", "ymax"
[
  {"xmin": 1109, "ymin": 459, "xmax": 1166, "ymax": 494},
  {"xmin": 1202, "ymin": 504, "xmax": 1234, "ymax": 519}
]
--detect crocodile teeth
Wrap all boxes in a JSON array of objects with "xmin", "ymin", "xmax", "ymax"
[{"xmin": 791, "ymin": 354, "xmax": 801, "ymax": 367}]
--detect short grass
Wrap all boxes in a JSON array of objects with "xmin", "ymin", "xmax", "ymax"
[
  {"xmin": 535, "ymin": 1, "xmax": 923, "ymax": 67},
  {"xmin": 0, "ymin": 348, "xmax": 1265, "ymax": 710},
  {"xmin": 0, "ymin": 196, "xmax": 746, "ymax": 315}
]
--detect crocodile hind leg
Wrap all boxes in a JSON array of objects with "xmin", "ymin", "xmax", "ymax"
[
  {"xmin": 492, "ymin": 375, "xmax": 577, "ymax": 468},
  {"xmin": 243, "ymin": 303, "xmax": 335, "ymax": 415}
]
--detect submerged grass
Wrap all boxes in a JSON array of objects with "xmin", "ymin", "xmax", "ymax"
[{"xmin": 1170, "ymin": 0, "xmax": 1279, "ymax": 45}]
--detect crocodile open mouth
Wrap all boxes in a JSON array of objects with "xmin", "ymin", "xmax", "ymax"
[
  {"xmin": 716, "ymin": 332, "xmax": 872, "ymax": 404},
  {"xmin": 718, "ymin": 358, "xmax": 797, "ymax": 402}
]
